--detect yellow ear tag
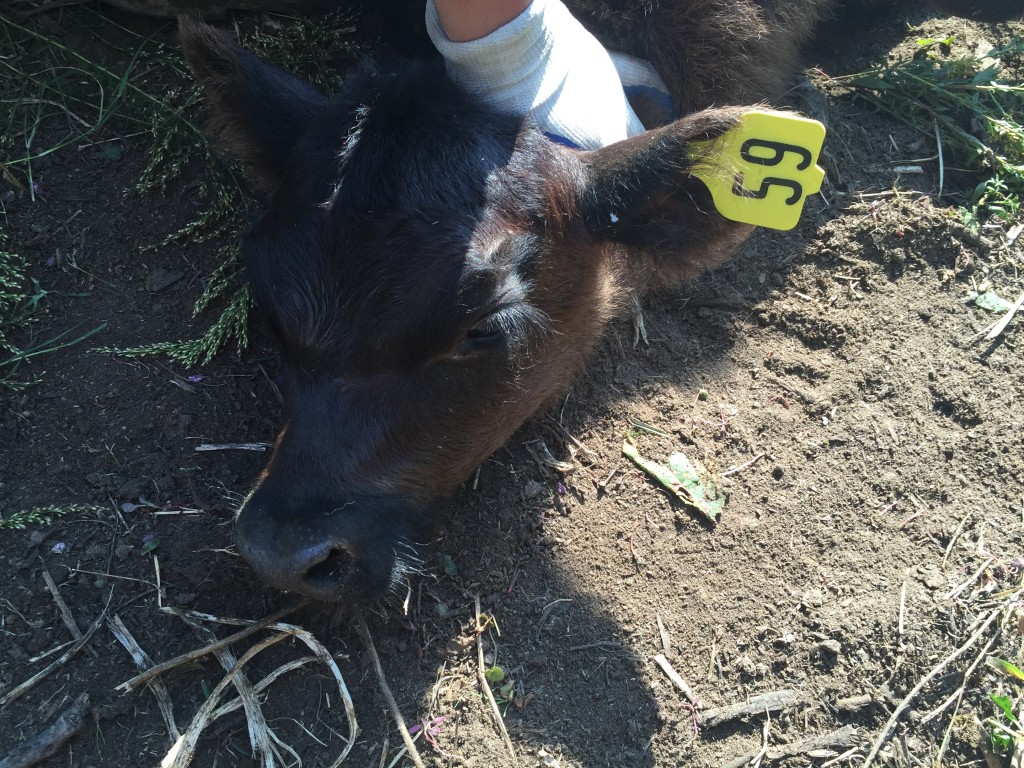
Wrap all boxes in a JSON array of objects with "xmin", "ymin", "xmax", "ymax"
[{"xmin": 689, "ymin": 110, "xmax": 826, "ymax": 231}]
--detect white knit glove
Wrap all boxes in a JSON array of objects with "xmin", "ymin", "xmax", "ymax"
[{"xmin": 426, "ymin": 0, "xmax": 663, "ymax": 150}]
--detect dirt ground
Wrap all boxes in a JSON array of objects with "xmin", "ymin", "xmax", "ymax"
[{"xmin": 1, "ymin": 4, "xmax": 1022, "ymax": 768}]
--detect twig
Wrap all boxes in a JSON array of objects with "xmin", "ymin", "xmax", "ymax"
[
  {"xmin": 861, "ymin": 599, "xmax": 1011, "ymax": 768},
  {"xmin": 943, "ymin": 513, "xmax": 971, "ymax": 567},
  {"xmin": 699, "ymin": 689, "xmax": 804, "ymax": 729},
  {"xmin": 210, "ymin": 657, "xmax": 317, "ymax": 720},
  {"xmin": 898, "ymin": 576, "xmax": 908, "ymax": 637},
  {"xmin": 723, "ymin": 725, "xmax": 860, "ymax": 768},
  {"xmin": 544, "ymin": 417, "xmax": 598, "ymax": 464},
  {"xmin": 567, "ymin": 641, "xmax": 621, "ymax": 652},
  {"xmin": 932, "ymin": 638, "xmax": 987, "ymax": 767},
  {"xmin": 536, "ymin": 598, "xmax": 573, "ymax": 641},
  {"xmin": 354, "ymin": 609, "xmax": 425, "ymax": 768},
  {"xmin": 108, "ymin": 615, "xmax": 181, "ymax": 744},
  {"xmin": 0, "ymin": 693, "xmax": 91, "ymax": 768},
  {"xmin": 943, "ymin": 557, "xmax": 996, "ymax": 602},
  {"xmin": 835, "ymin": 694, "xmax": 873, "ymax": 713},
  {"xmin": 934, "ymin": 118, "xmax": 944, "ymax": 196},
  {"xmin": 0, "ymin": 161, "xmax": 28, "ymax": 193},
  {"xmin": 984, "ymin": 290, "xmax": 1024, "ymax": 341},
  {"xmin": 475, "ymin": 596, "xmax": 519, "ymax": 765},
  {"xmin": 654, "ymin": 654, "xmax": 702, "ymax": 708},
  {"xmin": 194, "ymin": 442, "xmax": 272, "ymax": 452},
  {"xmin": 28, "ymin": 639, "xmax": 75, "ymax": 665},
  {"xmin": 921, "ymin": 627, "xmax": 1001, "ymax": 725},
  {"xmin": 168, "ymin": 611, "xmax": 282, "ymax": 765},
  {"xmin": 753, "ymin": 715, "xmax": 771, "ymax": 768},
  {"xmin": 822, "ymin": 747, "xmax": 862, "ymax": 768},
  {"xmin": 163, "ymin": 632, "xmax": 291, "ymax": 768},
  {"xmin": 2, "ymin": 591, "xmax": 112, "ymax": 708},
  {"xmin": 656, "ymin": 613, "xmax": 671, "ymax": 656},
  {"xmin": 722, "ymin": 452, "xmax": 767, "ymax": 477},
  {"xmin": 384, "ymin": 732, "xmax": 425, "ymax": 768},
  {"xmin": 161, "ymin": 605, "xmax": 356, "ymax": 767},
  {"xmin": 41, "ymin": 567, "xmax": 97, "ymax": 659},
  {"xmin": 117, "ymin": 602, "xmax": 302, "ymax": 692}
]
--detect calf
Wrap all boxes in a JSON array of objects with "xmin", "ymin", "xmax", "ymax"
[{"xmin": 179, "ymin": 0, "xmax": 1017, "ymax": 602}]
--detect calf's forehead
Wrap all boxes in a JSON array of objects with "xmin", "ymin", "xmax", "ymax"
[
  {"xmin": 243, "ymin": 171, "xmax": 554, "ymax": 369},
  {"xmin": 239, "ymin": 63, "xmax": 586, "ymax": 362}
]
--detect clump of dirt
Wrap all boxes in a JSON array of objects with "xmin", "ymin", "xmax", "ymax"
[{"xmin": 0, "ymin": 5, "xmax": 1021, "ymax": 768}]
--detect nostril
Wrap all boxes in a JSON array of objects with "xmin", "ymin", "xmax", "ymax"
[{"xmin": 302, "ymin": 546, "xmax": 353, "ymax": 588}]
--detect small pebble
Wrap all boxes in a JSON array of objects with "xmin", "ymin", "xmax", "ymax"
[
  {"xmin": 836, "ymin": 693, "xmax": 873, "ymax": 712},
  {"xmin": 523, "ymin": 480, "xmax": 544, "ymax": 500},
  {"xmin": 818, "ymin": 639, "xmax": 842, "ymax": 657}
]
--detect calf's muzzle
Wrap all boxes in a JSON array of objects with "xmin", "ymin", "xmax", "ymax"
[{"xmin": 235, "ymin": 487, "xmax": 423, "ymax": 602}]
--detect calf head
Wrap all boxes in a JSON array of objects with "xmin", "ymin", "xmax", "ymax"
[{"xmin": 180, "ymin": 18, "xmax": 748, "ymax": 602}]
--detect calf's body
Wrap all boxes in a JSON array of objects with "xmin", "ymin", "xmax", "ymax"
[{"xmin": 179, "ymin": 0, "xmax": 1020, "ymax": 602}]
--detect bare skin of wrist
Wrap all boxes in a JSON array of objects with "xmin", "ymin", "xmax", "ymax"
[{"xmin": 433, "ymin": 0, "xmax": 533, "ymax": 41}]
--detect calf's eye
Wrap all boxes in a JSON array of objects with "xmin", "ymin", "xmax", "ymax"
[
  {"xmin": 454, "ymin": 302, "xmax": 546, "ymax": 359},
  {"xmin": 466, "ymin": 322, "xmax": 501, "ymax": 341},
  {"xmin": 456, "ymin": 314, "xmax": 505, "ymax": 357}
]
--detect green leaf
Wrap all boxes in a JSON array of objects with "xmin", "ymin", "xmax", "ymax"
[
  {"xmin": 96, "ymin": 142, "xmax": 123, "ymax": 161},
  {"xmin": 989, "ymin": 727, "xmax": 1013, "ymax": 754},
  {"xmin": 973, "ymin": 64, "xmax": 1001, "ymax": 85},
  {"xmin": 485, "ymin": 666, "xmax": 506, "ymax": 683},
  {"xmin": 975, "ymin": 291, "xmax": 1013, "ymax": 313},
  {"xmin": 443, "ymin": 554, "xmax": 458, "ymax": 578},
  {"xmin": 851, "ymin": 76, "xmax": 894, "ymax": 90},
  {"xmin": 988, "ymin": 656, "xmax": 1024, "ymax": 684},
  {"xmin": 622, "ymin": 442, "xmax": 724, "ymax": 525},
  {"xmin": 140, "ymin": 539, "xmax": 159, "ymax": 555},
  {"xmin": 990, "ymin": 693, "xmax": 1017, "ymax": 723},
  {"xmin": 668, "ymin": 452, "xmax": 726, "ymax": 522}
]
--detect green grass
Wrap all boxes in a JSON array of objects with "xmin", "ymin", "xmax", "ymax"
[{"xmin": 827, "ymin": 36, "xmax": 1024, "ymax": 231}]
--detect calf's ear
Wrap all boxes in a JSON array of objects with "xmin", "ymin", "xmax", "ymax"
[
  {"xmin": 178, "ymin": 16, "xmax": 330, "ymax": 194},
  {"xmin": 576, "ymin": 107, "xmax": 751, "ymax": 281}
]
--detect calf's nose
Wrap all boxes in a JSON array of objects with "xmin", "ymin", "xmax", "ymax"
[{"xmin": 234, "ymin": 490, "xmax": 405, "ymax": 603}]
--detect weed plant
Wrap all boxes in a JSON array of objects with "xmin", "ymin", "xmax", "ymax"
[
  {"xmin": 827, "ymin": 37, "xmax": 1024, "ymax": 231},
  {"xmin": 0, "ymin": 231, "xmax": 31, "ymax": 387},
  {"xmin": 0, "ymin": 502, "xmax": 105, "ymax": 530}
]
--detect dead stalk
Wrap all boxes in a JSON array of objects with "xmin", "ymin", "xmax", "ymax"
[
  {"xmin": 354, "ymin": 608, "xmax": 426, "ymax": 768},
  {"xmin": 476, "ymin": 595, "xmax": 519, "ymax": 766},
  {"xmin": 862, "ymin": 595, "xmax": 1016, "ymax": 768}
]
